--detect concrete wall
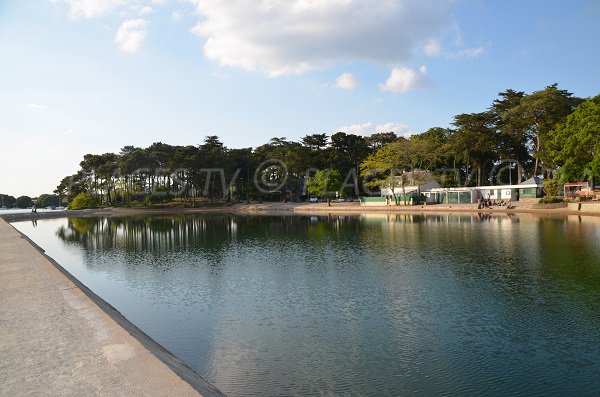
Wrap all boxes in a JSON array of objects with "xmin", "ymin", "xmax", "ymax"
[{"xmin": 579, "ymin": 203, "xmax": 600, "ymax": 212}]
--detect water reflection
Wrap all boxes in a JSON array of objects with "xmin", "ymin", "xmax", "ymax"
[{"xmin": 15, "ymin": 213, "xmax": 600, "ymax": 397}]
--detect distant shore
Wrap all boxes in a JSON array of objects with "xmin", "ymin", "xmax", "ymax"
[{"xmin": 3, "ymin": 201, "xmax": 600, "ymax": 222}]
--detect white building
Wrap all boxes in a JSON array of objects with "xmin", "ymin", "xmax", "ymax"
[{"xmin": 428, "ymin": 177, "xmax": 544, "ymax": 204}]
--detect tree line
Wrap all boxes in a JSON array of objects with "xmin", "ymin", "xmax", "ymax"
[
  {"xmin": 359, "ymin": 85, "xmax": 599, "ymax": 200},
  {"xmin": 54, "ymin": 132, "xmax": 397, "ymax": 207},
  {"xmin": 49, "ymin": 84, "xmax": 597, "ymax": 207},
  {"xmin": 0, "ymin": 194, "xmax": 60, "ymax": 209}
]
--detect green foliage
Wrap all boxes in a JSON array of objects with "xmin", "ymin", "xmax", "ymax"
[
  {"xmin": 144, "ymin": 188, "xmax": 172, "ymax": 205},
  {"xmin": 365, "ymin": 132, "xmax": 398, "ymax": 150},
  {"xmin": 451, "ymin": 112, "xmax": 497, "ymax": 186},
  {"xmin": 16, "ymin": 196, "xmax": 33, "ymax": 208},
  {"xmin": 360, "ymin": 140, "xmax": 411, "ymax": 199},
  {"xmin": 539, "ymin": 196, "xmax": 563, "ymax": 204},
  {"xmin": 68, "ymin": 193, "xmax": 97, "ymax": 210},
  {"xmin": 301, "ymin": 133, "xmax": 328, "ymax": 150},
  {"xmin": 548, "ymin": 94, "xmax": 600, "ymax": 182},
  {"xmin": 54, "ymin": 85, "xmax": 589, "ymax": 205},
  {"xmin": 305, "ymin": 169, "xmax": 342, "ymax": 198},
  {"xmin": 543, "ymin": 178, "xmax": 560, "ymax": 198},
  {"xmin": 0, "ymin": 194, "xmax": 17, "ymax": 208},
  {"xmin": 503, "ymin": 84, "xmax": 582, "ymax": 176},
  {"xmin": 36, "ymin": 194, "xmax": 60, "ymax": 208}
]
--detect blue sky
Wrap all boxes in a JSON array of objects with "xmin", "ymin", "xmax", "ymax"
[{"xmin": 1, "ymin": 0, "xmax": 599, "ymax": 197}]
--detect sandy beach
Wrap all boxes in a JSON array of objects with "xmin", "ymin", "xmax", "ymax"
[{"xmin": 2, "ymin": 201, "xmax": 600, "ymax": 223}]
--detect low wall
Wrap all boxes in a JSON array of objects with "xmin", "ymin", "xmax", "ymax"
[
  {"xmin": 518, "ymin": 198, "xmax": 540, "ymax": 203},
  {"xmin": 580, "ymin": 203, "xmax": 600, "ymax": 212},
  {"xmin": 361, "ymin": 201, "xmax": 390, "ymax": 206},
  {"xmin": 533, "ymin": 202, "xmax": 568, "ymax": 210}
]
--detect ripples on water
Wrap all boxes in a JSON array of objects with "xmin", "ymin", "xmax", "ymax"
[{"xmin": 13, "ymin": 213, "xmax": 600, "ymax": 396}]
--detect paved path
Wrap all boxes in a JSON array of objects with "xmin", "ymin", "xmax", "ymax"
[{"xmin": 0, "ymin": 218, "xmax": 215, "ymax": 396}]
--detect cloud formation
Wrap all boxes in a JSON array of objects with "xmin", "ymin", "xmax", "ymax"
[
  {"xmin": 137, "ymin": 6, "xmax": 154, "ymax": 15},
  {"xmin": 447, "ymin": 46, "xmax": 485, "ymax": 59},
  {"xmin": 379, "ymin": 65, "xmax": 430, "ymax": 93},
  {"xmin": 115, "ymin": 19, "xmax": 148, "ymax": 53},
  {"xmin": 424, "ymin": 38, "xmax": 441, "ymax": 56},
  {"xmin": 51, "ymin": 0, "xmax": 125, "ymax": 20},
  {"xmin": 338, "ymin": 122, "xmax": 411, "ymax": 137},
  {"xmin": 336, "ymin": 73, "xmax": 358, "ymax": 90},
  {"xmin": 189, "ymin": 0, "xmax": 453, "ymax": 76}
]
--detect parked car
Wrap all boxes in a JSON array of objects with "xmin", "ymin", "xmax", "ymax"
[{"xmin": 309, "ymin": 196, "xmax": 318, "ymax": 202}]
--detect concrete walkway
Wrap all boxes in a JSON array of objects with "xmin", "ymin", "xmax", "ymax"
[{"xmin": 0, "ymin": 218, "xmax": 219, "ymax": 396}]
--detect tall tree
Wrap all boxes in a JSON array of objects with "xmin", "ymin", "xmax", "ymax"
[
  {"xmin": 490, "ymin": 89, "xmax": 530, "ymax": 181},
  {"xmin": 16, "ymin": 195, "xmax": 33, "ymax": 208},
  {"xmin": 408, "ymin": 128, "xmax": 451, "ymax": 171},
  {"xmin": 0, "ymin": 194, "xmax": 17, "ymax": 208},
  {"xmin": 305, "ymin": 169, "xmax": 342, "ymax": 199},
  {"xmin": 330, "ymin": 132, "xmax": 369, "ymax": 194},
  {"xmin": 301, "ymin": 133, "xmax": 328, "ymax": 151},
  {"xmin": 504, "ymin": 84, "xmax": 582, "ymax": 177},
  {"xmin": 451, "ymin": 112, "xmax": 498, "ymax": 186},
  {"xmin": 360, "ymin": 138, "xmax": 413, "ymax": 202},
  {"xmin": 366, "ymin": 132, "xmax": 398, "ymax": 151},
  {"xmin": 548, "ymin": 94, "xmax": 600, "ymax": 183}
]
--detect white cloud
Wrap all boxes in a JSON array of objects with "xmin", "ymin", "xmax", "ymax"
[
  {"xmin": 27, "ymin": 103, "xmax": 48, "ymax": 110},
  {"xmin": 336, "ymin": 73, "xmax": 357, "ymax": 90},
  {"xmin": 138, "ymin": 6, "xmax": 154, "ymax": 15},
  {"xmin": 188, "ymin": 0, "xmax": 453, "ymax": 76},
  {"xmin": 422, "ymin": 26, "xmax": 486, "ymax": 60},
  {"xmin": 115, "ymin": 19, "xmax": 148, "ymax": 53},
  {"xmin": 52, "ymin": 1, "xmax": 162, "ymax": 19},
  {"xmin": 338, "ymin": 122, "xmax": 411, "ymax": 137},
  {"xmin": 447, "ymin": 46, "xmax": 484, "ymax": 59},
  {"xmin": 52, "ymin": 0, "xmax": 125, "ymax": 20},
  {"xmin": 424, "ymin": 38, "xmax": 441, "ymax": 56},
  {"xmin": 379, "ymin": 65, "xmax": 430, "ymax": 93}
]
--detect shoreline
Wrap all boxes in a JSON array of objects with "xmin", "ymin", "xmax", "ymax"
[{"xmin": 2, "ymin": 201, "xmax": 600, "ymax": 222}]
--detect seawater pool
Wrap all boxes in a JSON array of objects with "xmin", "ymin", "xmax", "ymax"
[{"xmin": 13, "ymin": 213, "xmax": 600, "ymax": 396}]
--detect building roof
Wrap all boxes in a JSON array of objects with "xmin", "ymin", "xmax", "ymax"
[{"xmin": 520, "ymin": 176, "xmax": 543, "ymax": 186}]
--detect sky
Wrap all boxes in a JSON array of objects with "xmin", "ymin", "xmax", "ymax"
[{"xmin": 1, "ymin": 0, "xmax": 599, "ymax": 197}]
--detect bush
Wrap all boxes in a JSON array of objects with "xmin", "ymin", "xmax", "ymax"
[
  {"xmin": 543, "ymin": 178, "xmax": 559, "ymax": 197},
  {"xmin": 68, "ymin": 193, "xmax": 97, "ymax": 210},
  {"xmin": 36, "ymin": 194, "xmax": 60, "ymax": 208},
  {"xmin": 144, "ymin": 191, "xmax": 172, "ymax": 205},
  {"xmin": 539, "ymin": 196, "xmax": 563, "ymax": 204}
]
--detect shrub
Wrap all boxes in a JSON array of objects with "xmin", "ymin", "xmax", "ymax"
[
  {"xmin": 539, "ymin": 196, "xmax": 563, "ymax": 204},
  {"xmin": 543, "ymin": 178, "xmax": 559, "ymax": 197},
  {"xmin": 144, "ymin": 190, "xmax": 172, "ymax": 205},
  {"xmin": 68, "ymin": 193, "xmax": 97, "ymax": 210}
]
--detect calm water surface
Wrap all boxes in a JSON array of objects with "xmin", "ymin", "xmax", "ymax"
[{"xmin": 13, "ymin": 214, "xmax": 600, "ymax": 396}]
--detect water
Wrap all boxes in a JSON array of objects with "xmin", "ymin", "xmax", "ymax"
[
  {"xmin": 12, "ymin": 213, "xmax": 600, "ymax": 396},
  {"xmin": 0, "ymin": 208, "xmax": 65, "ymax": 214}
]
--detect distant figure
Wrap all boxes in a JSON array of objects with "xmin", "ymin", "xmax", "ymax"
[{"xmin": 31, "ymin": 205, "xmax": 37, "ymax": 213}]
